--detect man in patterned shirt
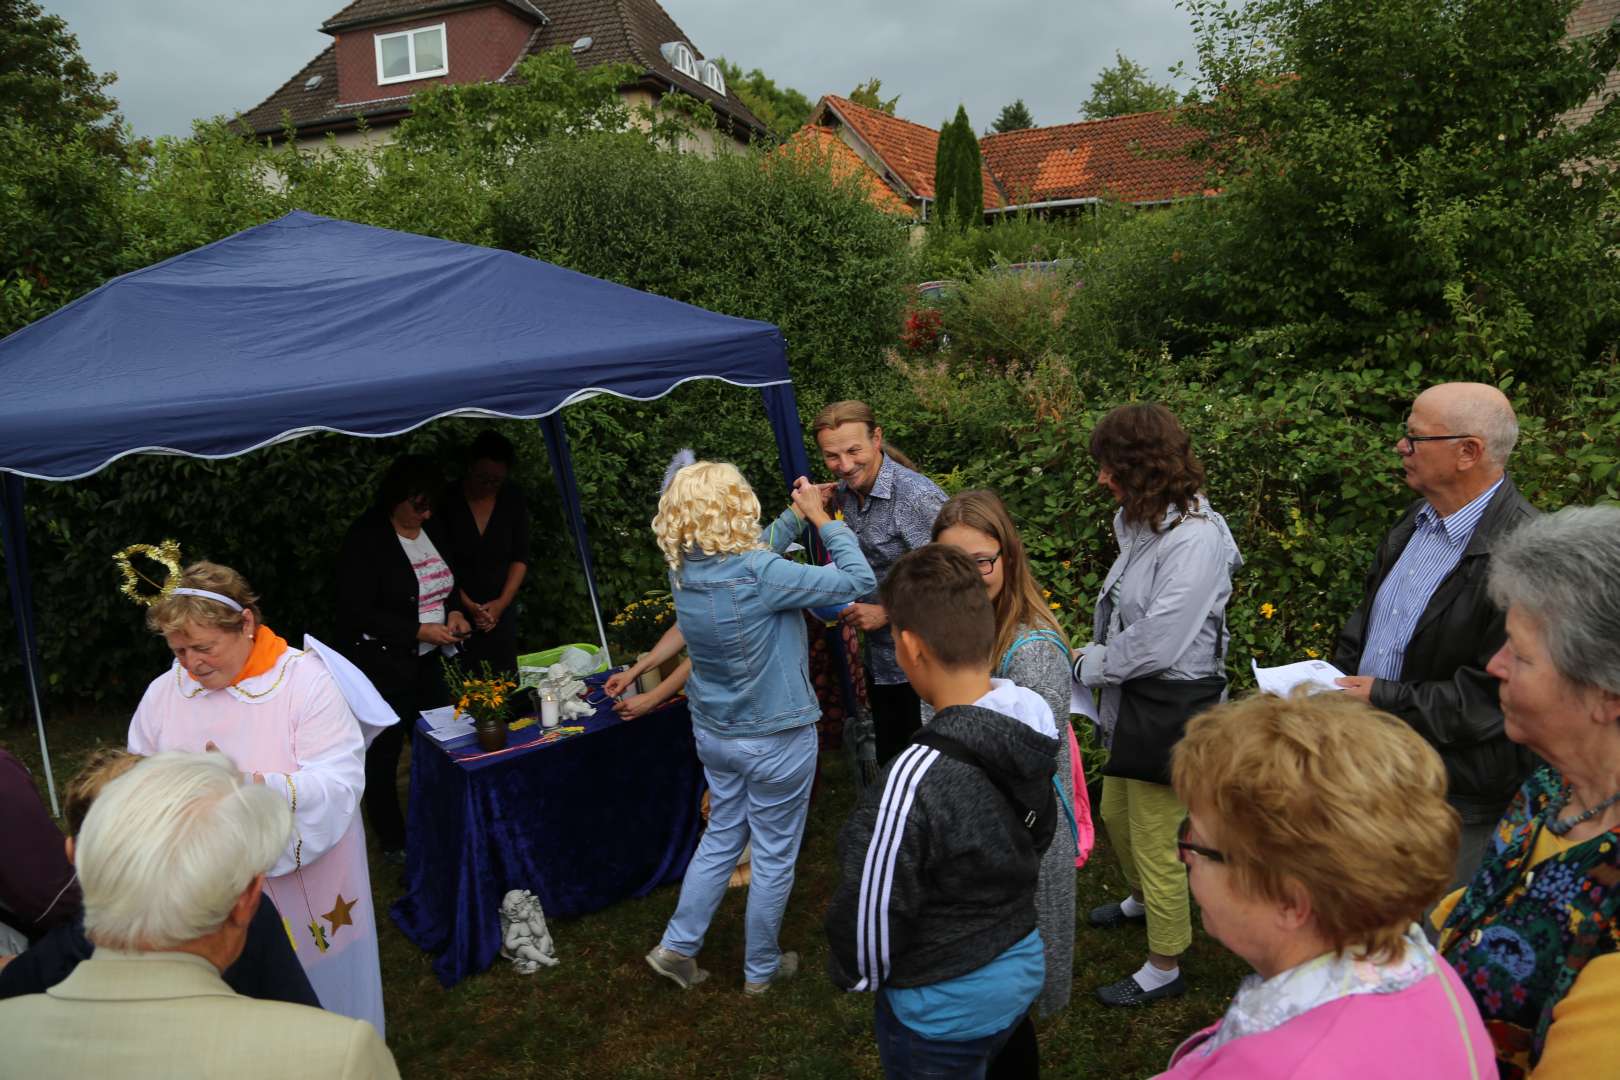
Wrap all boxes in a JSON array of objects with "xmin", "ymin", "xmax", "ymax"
[
  {"xmin": 805, "ymin": 401, "xmax": 946, "ymax": 766},
  {"xmin": 1333, "ymin": 382, "xmax": 1537, "ymax": 885}
]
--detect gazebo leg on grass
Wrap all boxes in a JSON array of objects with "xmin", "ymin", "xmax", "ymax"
[{"xmin": 1, "ymin": 475, "xmax": 59, "ymax": 816}]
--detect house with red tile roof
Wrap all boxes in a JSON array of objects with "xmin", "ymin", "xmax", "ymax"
[
  {"xmin": 806, "ymin": 95, "xmax": 1003, "ymax": 221},
  {"xmin": 238, "ymin": 0, "xmax": 767, "ymax": 155},
  {"xmin": 979, "ymin": 109, "xmax": 1215, "ymax": 214},
  {"xmin": 775, "ymin": 127, "xmax": 916, "ymax": 217},
  {"xmin": 803, "ymin": 94, "xmax": 1212, "ymax": 222}
]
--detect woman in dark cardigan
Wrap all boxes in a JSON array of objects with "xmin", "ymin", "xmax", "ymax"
[
  {"xmin": 437, "ymin": 431, "xmax": 530, "ymax": 685},
  {"xmin": 337, "ymin": 454, "xmax": 470, "ymax": 862}
]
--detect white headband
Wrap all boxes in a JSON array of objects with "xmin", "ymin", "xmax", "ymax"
[{"xmin": 170, "ymin": 587, "xmax": 245, "ymax": 613}]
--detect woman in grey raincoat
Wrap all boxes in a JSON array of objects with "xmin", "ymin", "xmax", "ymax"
[{"xmin": 1072, "ymin": 403, "xmax": 1243, "ymax": 1008}]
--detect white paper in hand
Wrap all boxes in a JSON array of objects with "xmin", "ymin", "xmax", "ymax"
[
  {"xmin": 1251, "ymin": 658, "xmax": 1347, "ymax": 697},
  {"xmin": 1070, "ymin": 680, "xmax": 1099, "ymax": 722}
]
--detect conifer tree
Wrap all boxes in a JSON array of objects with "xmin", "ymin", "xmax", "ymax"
[
  {"xmin": 992, "ymin": 99, "xmax": 1035, "ymax": 132},
  {"xmin": 950, "ymin": 106, "xmax": 983, "ymax": 228}
]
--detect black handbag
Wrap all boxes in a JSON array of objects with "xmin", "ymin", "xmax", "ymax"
[{"xmin": 1102, "ymin": 674, "xmax": 1226, "ymax": 785}]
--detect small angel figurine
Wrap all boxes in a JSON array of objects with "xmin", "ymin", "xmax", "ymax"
[{"xmin": 499, "ymin": 889, "xmax": 559, "ymax": 974}]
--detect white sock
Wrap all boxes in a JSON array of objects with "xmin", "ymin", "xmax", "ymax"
[
  {"xmin": 1132, "ymin": 960, "xmax": 1180, "ymax": 992},
  {"xmin": 1119, "ymin": 894, "xmax": 1146, "ymax": 918}
]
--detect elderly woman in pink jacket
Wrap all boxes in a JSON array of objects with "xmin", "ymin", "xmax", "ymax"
[{"xmin": 1156, "ymin": 691, "xmax": 1491, "ymax": 1079}]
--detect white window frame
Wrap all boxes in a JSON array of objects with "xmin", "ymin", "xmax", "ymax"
[
  {"xmin": 701, "ymin": 61, "xmax": 726, "ymax": 96},
  {"xmin": 374, "ymin": 23, "xmax": 448, "ymax": 86},
  {"xmin": 660, "ymin": 41, "xmax": 701, "ymax": 81}
]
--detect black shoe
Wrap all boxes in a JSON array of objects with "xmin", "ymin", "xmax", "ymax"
[
  {"xmin": 1095, "ymin": 971, "xmax": 1186, "ymax": 1007},
  {"xmin": 1087, "ymin": 900, "xmax": 1148, "ymax": 929}
]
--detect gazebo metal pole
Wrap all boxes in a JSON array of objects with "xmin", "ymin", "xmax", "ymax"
[{"xmin": 1, "ymin": 475, "xmax": 59, "ymax": 816}]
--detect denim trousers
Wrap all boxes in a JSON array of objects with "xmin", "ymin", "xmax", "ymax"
[
  {"xmin": 659, "ymin": 722, "xmax": 817, "ymax": 983},
  {"xmin": 874, "ymin": 991, "xmax": 1021, "ymax": 1080}
]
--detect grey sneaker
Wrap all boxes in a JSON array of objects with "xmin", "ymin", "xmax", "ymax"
[
  {"xmin": 645, "ymin": 946, "xmax": 709, "ymax": 990},
  {"xmin": 742, "ymin": 950, "xmax": 800, "ymax": 996}
]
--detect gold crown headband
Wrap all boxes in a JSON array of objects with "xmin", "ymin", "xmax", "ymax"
[{"xmin": 112, "ymin": 540, "xmax": 244, "ymax": 612}]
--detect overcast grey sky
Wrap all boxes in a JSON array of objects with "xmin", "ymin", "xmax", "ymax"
[{"xmin": 45, "ymin": 0, "xmax": 1200, "ymax": 140}]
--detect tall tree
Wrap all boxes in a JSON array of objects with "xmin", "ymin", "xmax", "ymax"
[
  {"xmin": 932, "ymin": 106, "xmax": 983, "ymax": 229},
  {"xmin": 992, "ymin": 99, "xmax": 1035, "ymax": 132},
  {"xmin": 1179, "ymin": 0, "xmax": 1620, "ymax": 380},
  {"xmin": 713, "ymin": 58, "xmax": 814, "ymax": 139},
  {"xmin": 1080, "ymin": 51, "xmax": 1180, "ymax": 119},
  {"xmin": 933, "ymin": 113, "xmax": 961, "ymax": 226},
  {"xmin": 848, "ymin": 77, "xmax": 900, "ymax": 114},
  {"xmin": 951, "ymin": 106, "xmax": 984, "ymax": 228},
  {"xmin": 0, "ymin": 0, "xmax": 128, "ymax": 158}
]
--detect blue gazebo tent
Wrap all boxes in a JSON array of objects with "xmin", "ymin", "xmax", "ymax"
[{"xmin": 0, "ymin": 211, "xmax": 817, "ymax": 812}]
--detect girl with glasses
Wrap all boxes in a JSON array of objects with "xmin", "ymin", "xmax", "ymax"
[{"xmin": 932, "ymin": 489, "xmax": 1084, "ymax": 1043}]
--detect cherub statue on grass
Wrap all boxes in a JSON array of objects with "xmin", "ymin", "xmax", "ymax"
[{"xmin": 499, "ymin": 889, "xmax": 559, "ymax": 973}]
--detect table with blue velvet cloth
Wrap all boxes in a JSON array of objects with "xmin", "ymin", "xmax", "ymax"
[{"xmin": 390, "ymin": 674, "xmax": 703, "ymax": 987}]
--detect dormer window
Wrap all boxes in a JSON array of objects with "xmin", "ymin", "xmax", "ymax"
[
  {"xmin": 659, "ymin": 41, "xmax": 701, "ymax": 81},
  {"xmin": 700, "ymin": 61, "xmax": 726, "ymax": 96},
  {"xmin": 375, "ymin": 24, "xmax": 448, "ymax": 85}
]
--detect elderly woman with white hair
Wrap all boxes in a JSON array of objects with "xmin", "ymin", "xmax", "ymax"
[
  {"xmin": 643, "ymin": 462, "xmax": 874, "ymax": 994},
  {"xmin": 0, "ymin": 752, "xmax": 397, "ymax": 1078},
  {"xmin": 1437, "ymin": 506, "xmax": 1620, "ymax": 1079}
]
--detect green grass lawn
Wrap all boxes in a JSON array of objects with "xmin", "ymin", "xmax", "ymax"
[{"xmin": 5, "ymin": 713, "xmax": 1249, "ymax": 1079}]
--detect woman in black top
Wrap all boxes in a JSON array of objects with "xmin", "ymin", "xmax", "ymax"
[
  {"xmin": 336, "ymin": 454, "xmax": 470, "ymax": 862},
  {"xmin": 438, "ymin": 432, "xmax": 531, "ymax": 683}
]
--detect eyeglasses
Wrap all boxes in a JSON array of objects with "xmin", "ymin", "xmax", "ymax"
[
  {"xmin": 973, "ymin": 551, "xmax": 1002, "ymax": 576},
  {"xmin": 1177, "ymin": 817, "xmax": 1224, "ymax": 865},
  {"xmin": 407, "ymin": 495, "xmax": 434, "ymax": 513},
  {"xmin": 1397, "ymin": 431, "xmax": 1475, "ymax": 457}
]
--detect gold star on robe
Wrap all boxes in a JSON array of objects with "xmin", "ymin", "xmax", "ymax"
[{"xmin": 322, "ymin": 893, "xmax": 357, "ymax": 938}]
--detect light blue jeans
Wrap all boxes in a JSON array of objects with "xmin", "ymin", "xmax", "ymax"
[{"xmin": 659, "ymin": 722, "xmax": 817, "ymax": 983}]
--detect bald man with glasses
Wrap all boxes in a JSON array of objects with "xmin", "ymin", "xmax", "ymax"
[{"xmin": 1331, "ymin": 382, "xmax": 1538, "ymax": 886}]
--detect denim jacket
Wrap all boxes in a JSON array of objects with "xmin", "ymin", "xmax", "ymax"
[{"xmin": 674, "ymin": 506, "xmax": 876, "ymax": 739}]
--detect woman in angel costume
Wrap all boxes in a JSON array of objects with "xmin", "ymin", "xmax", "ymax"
[{"xmin": 121, "ymin": 545, "xmax": 396, "ymax": 1035}]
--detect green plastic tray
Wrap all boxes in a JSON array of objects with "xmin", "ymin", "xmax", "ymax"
[{"xmin": 516, "ymin": 642, "xmax": 608, "ymax": 674}]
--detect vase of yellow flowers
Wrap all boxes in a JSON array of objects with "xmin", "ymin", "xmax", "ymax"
[{"xmin": 442, "ymin": 659, "xmax": 518, "ymax": 752}]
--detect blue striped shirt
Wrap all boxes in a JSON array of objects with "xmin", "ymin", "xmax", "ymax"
[{"xmin": 1358, "ymin": 478, "xmax": 1504, "ymax": 681}]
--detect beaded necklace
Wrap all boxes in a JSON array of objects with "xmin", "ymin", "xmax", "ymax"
[{"xmin": 1547, "ymin": 783, "xmax": 1620, "ymax": 836}]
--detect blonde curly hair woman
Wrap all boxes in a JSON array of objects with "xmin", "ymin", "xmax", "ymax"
[{"xmin": 644, "ymin": 461, "xmax": 874, "ymax": 995}]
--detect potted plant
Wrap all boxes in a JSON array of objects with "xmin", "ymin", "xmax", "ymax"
[
  {"xmin": 609, "ymin": 590, "xmax": 680, "ymax": 691},
  {"xmin": 442, "ymin": 658, "xmax": 518, "ymax": 752}
]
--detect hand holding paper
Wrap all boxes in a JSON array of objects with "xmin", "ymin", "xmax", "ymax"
[{"xmin": 1251, "ymin": 658, "xmax": 1347, "ymax": 697}]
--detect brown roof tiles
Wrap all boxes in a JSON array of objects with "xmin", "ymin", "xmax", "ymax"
[
  {"xmin": 321, "ymin": 0, "xmax": 545, "ymax": 32},
  {"xmin": 815, "ymin": 95, "xmax": 1002, "ymax": 210},
  {"xmin": 776, "ymin": 128, "xmax": 916, "ymax": 217},
  {"xmin": 240, "ymin": 0, "xmax": 764, "ymax": 140},
  {"xmin": 979, "ymin": 110, "xmax": 1212, "ymax": 207}
]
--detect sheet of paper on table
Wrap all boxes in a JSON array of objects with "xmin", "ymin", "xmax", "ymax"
[
  {"xmin": 1251, "ymin": 658, "xmax": 1347, "ymax": 697},
  {"xmin": 420, "ymin": 706, "xmax": 461, "ymax": 729},
  {"xmin": 1070, "ymin": 680, "xmax": 1099, "ymax": 722},
  {"xmin": 420, "ymin": 706, "xmax": 476, "ymax": 742}
]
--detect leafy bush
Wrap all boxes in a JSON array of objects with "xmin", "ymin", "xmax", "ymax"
[
  {"xmin": 910, "ymin": 211, "xmax": 1105, "ymax": 281},
  {"xmin": 1176, "ymin": 0, "xmax": 1620, "ymax": 384},
  {"xmin": 894, "ymin": 336, "xmax": 1620, "ymax": 692}
]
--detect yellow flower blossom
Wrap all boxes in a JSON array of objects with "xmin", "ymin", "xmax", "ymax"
[
  {"xmin": 1042, "ymin": 590, "xmax": 1052, "ymax": 599},
  {"xmin": 1305, "ymin": 648, "xmax": 1320, "ymax": 659},
  {"xmin": 1049, "ymin": 602, "xmax": 1061, "ymax": 610},
  {"xmin": 1260, "ymin": 602, "xmax": 1277, "ymax": 619}
]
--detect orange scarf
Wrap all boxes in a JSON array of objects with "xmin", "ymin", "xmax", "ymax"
[{"xmin": 232, "ymin": 625, "xmax": 289, "ymax": 684}]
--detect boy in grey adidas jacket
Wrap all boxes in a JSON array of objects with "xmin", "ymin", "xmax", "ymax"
[{"xmin": 825, "ymin": 545, "xmax": 1056, "ymax": 1077}]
